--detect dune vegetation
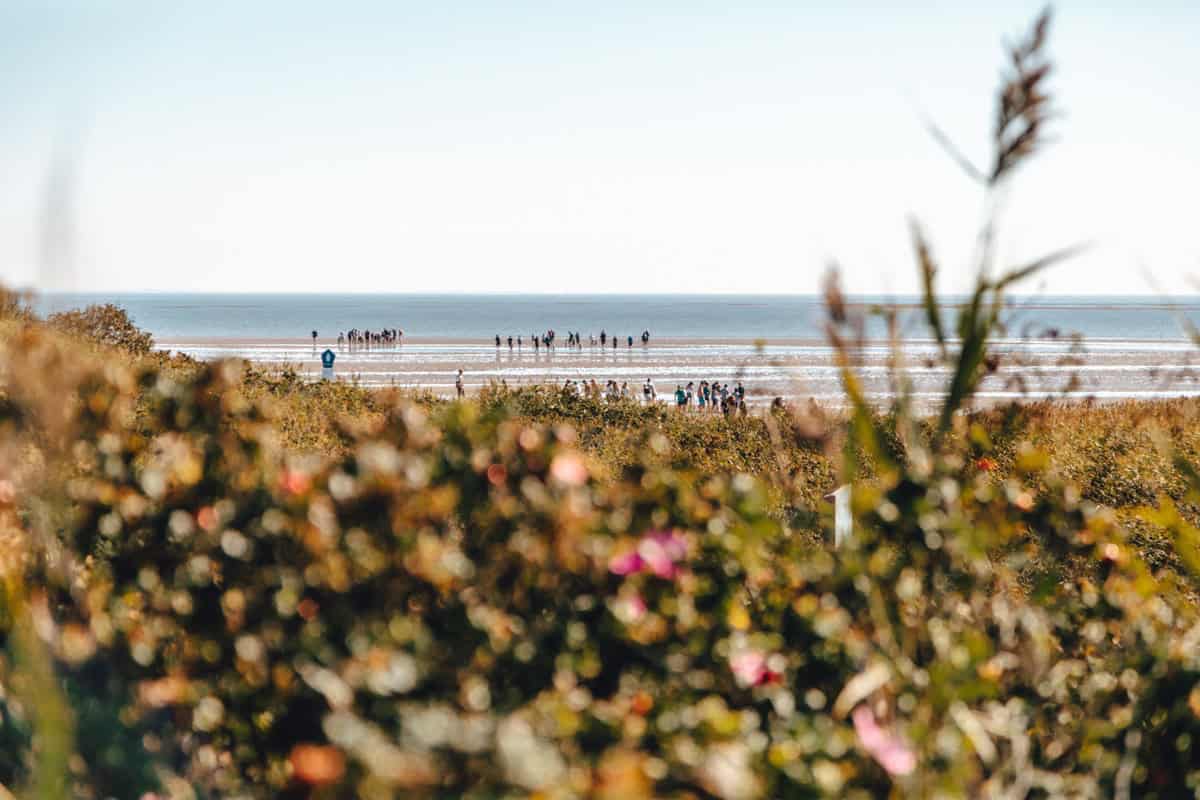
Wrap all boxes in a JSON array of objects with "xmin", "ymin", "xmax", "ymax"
[{"xmin": 2, "ymin": 10, "xmax": 1200, "ymax": 800}]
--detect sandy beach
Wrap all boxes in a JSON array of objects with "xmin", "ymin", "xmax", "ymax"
[{"xmin": 158, "ymin": 335, "xmax": 1200, "ymax": 407}]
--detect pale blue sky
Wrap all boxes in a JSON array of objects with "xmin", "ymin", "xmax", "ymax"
[{"xmin": 0, "ymin": 1, "xmax": 1196, "ymax": 294}]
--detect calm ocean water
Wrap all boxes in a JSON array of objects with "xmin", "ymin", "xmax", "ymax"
[
  {"xmin": 36, "ymin": 294, "xmax": 1200, "ymax": 404},
  {"xmin": 36, "ymin": 293, "xmax": 1200, "ymax": 341}
]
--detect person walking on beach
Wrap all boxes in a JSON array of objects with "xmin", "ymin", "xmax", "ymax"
[
  {"xmin": 600, "ymin": 330, "xmax": 607, "ymax": 346},
  {"xmin": 646, "ymin": 378, "xmax": 658, "ymax": 405},
  {"xmin": 455, "ymin": 369, "xmax": 465, "ymax": 399},
  {"xmin": 627, "ymin": 335, "xmax": 633, "ymax": 348},
  {"xmin": 311, "ymin": 330, "xmax": 318, "ymax": 352},
  {"xmin": 641, "ymin": 330, "xmax": 650, "ymax": 345},
  {"xmin": 685, "ymin": 381, "xmax": 695, "ymax": 410},
  {"xmin": 675, "ymin": 385, "xmax": 686, "ymax": 410},
  {"xmin": 495, "ymin": 334, "xmax": 501, "ymax": 347}
]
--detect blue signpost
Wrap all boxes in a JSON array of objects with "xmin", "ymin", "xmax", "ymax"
[{"xmin": 321, "ymin": 348, "xmax": 336, "ymax": 380}]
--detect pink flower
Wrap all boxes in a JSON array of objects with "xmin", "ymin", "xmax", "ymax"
[
  {"xmin": 615, "ymin": 593, "xmax": 647, "ymax": 623},
  {"xmin": 614, "ymin": 527, "xmax": 691, "ymax": 578},
  {"xmin": 279, "ymin": 469, "xmax": 311, "ymax": 496},
  {"xmin": 638, "ymin": 529, "xmax": 688, "ymax": 579},
  {"xmin": 852, "ymin": 705, "xmax": 916, "ymax": 776},
  {"xmin": 639, "ymin": 541, "xmax": 678, "ymax": 579},
  {"xmin": 609, "ymin": 550, "xmax": 645, "ymax": 576},
  {"xmin": 549, "ymin": 453, "xmax": 588, "ymax": 487},
  {"xmin": 609, "ymin": 529, "xmax": 689, "ymax": 580},
  {"xmin": 730, "ymin": 649, "xmax": 779, "ymax": 687},
  {"xmin": 648, "ymin": 529, "xmax": 687, "ymax": 559}
]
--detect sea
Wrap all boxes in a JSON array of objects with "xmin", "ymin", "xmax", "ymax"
[
  {"xmin": 35, "ymin": 293, "xmax": 1200, "ymax": 341},
  {"xmin": 36, "ymin": 294, "xmax": 1200, "ymax": 405}
]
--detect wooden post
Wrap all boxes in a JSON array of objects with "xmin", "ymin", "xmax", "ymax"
[{"xmin": 824, "ymin": 484, "xmax": 852, "ymax": 548}]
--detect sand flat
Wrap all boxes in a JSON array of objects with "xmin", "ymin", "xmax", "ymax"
[{"xmin": 154, "ymin": 335, "xmax": 1200, "ymax": 407}]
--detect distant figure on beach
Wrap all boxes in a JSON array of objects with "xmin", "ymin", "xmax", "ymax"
[
  {"xmin": 495, "ymin": 334, "xmax": 501, "ymax": 347},
  {"xmin": 643, "ymin": 378, "xmax": 656, "ymax": 405},
  {"xmin": 627, "ymin": 335, "xmax": 633, "ymax": 348},
  {"xmin": 675, "ymin": 385, "xmax": 686, "ymax": 409},
  {"xmin": 455, "ymin": 369, "xmax": 465, "ymax": 398},
  {"xmin": 337, "ymin": 332, "xmax": 345, "ymax": 349},
  {"xmin": 685, "ymin": 381, "xmax": 694, "ymax": 409},
  {"xmin": 600, "ymin": 330, "xmax": 607, "ymax": 346},
  {"xmin": 311, "ymin": 330, "xmax": 318, "ymax": 351},
  {"xmin": 641, "ymin": 330, "xmax": 650, "ymax": 345},
  {"xmin": 507, "ymin": 336, "xmax": 513, "ymax": 349}
]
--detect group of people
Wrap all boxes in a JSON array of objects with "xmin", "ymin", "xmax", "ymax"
[
  {"xmin": 495, "ymin": 329, "xmax": 652, "ymax": 350},
  {"xmin": 337, "ymin": 328, "xmax": 403, "ymax": 349},
  {"xmin": 559, "ymin": 377, "xmax": 749, "ymax": 414},
  {"xmin": 663, "ymin": 379, "xmax": 749, "ymax": 414}
]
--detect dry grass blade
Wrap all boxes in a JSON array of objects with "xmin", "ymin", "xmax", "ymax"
[
  {"xmin": 991, "ymin": 244, "xmax": 1085, "ymax": 292},
  {"xmin": 923, "ymin": 117, "xmax": 988, "ymax": 185},
  {"xmin": 911, "ymin": 220, "xmax": 948, "ymax": 360},
  {"xmin": 991, "ymin": 7, "xmax": 1056, "ymax": 184},
  {"xmin": 823, "ymin": 264, "xmax": 847, "ymax": 325}
]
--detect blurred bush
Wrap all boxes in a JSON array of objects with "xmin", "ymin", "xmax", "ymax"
[
  {"xmin": 47, "ymin": 303, "xmax": 154, "ymax": 356},
  {"xmin": 0, "ymin": 8, "xmax": 1199, "ymax": 800}
]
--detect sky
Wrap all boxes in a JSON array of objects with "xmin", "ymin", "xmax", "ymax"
[{"xmin": 0, "ymin": 1, "xmax": 1196, "ymax": 295}]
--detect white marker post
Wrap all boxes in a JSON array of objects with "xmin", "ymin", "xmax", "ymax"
[
  {"xmin": 320, "ymin": 348, "xmax": 336, "ymax": 381},
  {"xmin": 824, "ymin": 484, "xmax": 852, "ymax": 548}
]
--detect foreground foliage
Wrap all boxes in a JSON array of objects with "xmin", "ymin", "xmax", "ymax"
[{"xmin": 2, "ymin": 9, "xmax": 1200, "ymax": 800}]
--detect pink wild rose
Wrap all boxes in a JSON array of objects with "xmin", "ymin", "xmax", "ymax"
[
  {"xmin": 852, "ymin": 705, "xmax": 916, "ymax": 776},
  {"xmin": 729, "ymin": 649, "xmax": 779, "ymax": 687},
  {"xmin": 615, "ymin": 592, "xmax": 648, "ymax": 623},
  {"xmin": 609, "ymin": 550, "xmax": 645, "ymax": 576},
  {"xmin": 638, "ymin": 529, "xmax": 688, "ymax": 579}
]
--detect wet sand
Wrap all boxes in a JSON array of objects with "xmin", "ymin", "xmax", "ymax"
[{"xmin": 158, "ymin": 335, "xmax": 1200, "ymax": 408}]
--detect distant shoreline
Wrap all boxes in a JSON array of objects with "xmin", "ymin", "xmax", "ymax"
[
  {"xmin": 157, "ymin": 334, "xmax": 1200, "ymax": 348},
  {"xmin": 154, "ymin": 335, "xmax": 1200, "ymax": 408}
]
